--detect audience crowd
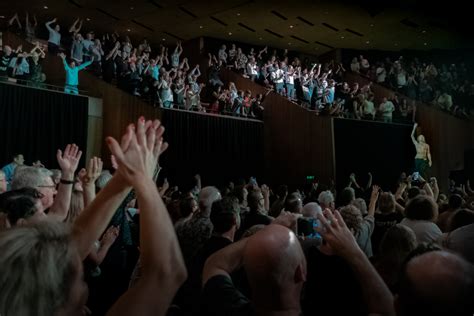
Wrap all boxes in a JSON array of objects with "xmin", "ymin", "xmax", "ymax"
[
  {"xmin": 1, "ymin": 13, "xmax": 268, "ymax": 119},
  {"xmin": 0, "ymin": 114, "xmax": 473, "ymax": 316},
  {"xmin": 350, "ymin": 54, "xmax": 473, "ymax": 118},
  {"xmin": 3, "ymin": 12, "xmax": 473, "ymax": 123}
]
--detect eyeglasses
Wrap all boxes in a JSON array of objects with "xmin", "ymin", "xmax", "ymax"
[{"xmin": 38, "ymin": 184, "xmax": 57, "ymax": 189}]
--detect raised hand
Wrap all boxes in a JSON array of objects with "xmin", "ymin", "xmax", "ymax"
[
  {"xmin": 261, "ymin": 184, "xmax": 270, "ymax": 197},
  {"xmin": 316, "ymin": 209, "xmax": 361, "ymax": 258},
  {"xmin": 370, "ymin": 185, "xmax": 380, "ymax": 202},
  {"xmin": 57, "ymin": 144, "xmax": 82, "ymax": 178},
  {"xmin": 78, "ymin": 157, "xmax": 103, "ymax": 185},
  {"xmin": 106, "ymin": 117, "xmax": 168, "ymax": 185},
  {"xmin": 110, "ymin": 155, "xmax": 118, "ymax": 170}
]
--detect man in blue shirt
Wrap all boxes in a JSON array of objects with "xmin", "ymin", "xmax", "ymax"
[
  {"xmin": 1, "ymin": 153, "xmax": 24, "ymax": 190},
  {"xmin": 59, "ymin": 52, "xmax": 93, "ymax": 95}
]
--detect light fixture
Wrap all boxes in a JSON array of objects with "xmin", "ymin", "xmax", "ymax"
[
  {"xmin": 259, "ymin": 37, "xmax": 262, "ymax": 40},
  {"xmin": 127, "ymin": 28, "xmax": 131, "ymax": 32},
  {"xmin": 228, "ymin": 32, "xmax": 232, "ymax": 35},
  {"xmin": 0, "ymin": 15, "xmax": 5, "ymax": 19},
  {"xmin": 424, "ymin": 42, "xmax": 428, "ymax": 46},
  {"xmin": 130, "ymin": 6, "xmax": 134, "ymax": 10},
  {"xmin": 162, "ymin": 38, "xmax": 166, "ymax": 41},
  {"xmin": 366, "ymin": 40, "xmax": 370, "ymax": 44},
  {"xmin": 199, "ymin": 25, "xmax": 203, "ymax": 29},
  {"xmin": 86, "ymin": 18, "xmax": 91, "ymax": 21},
  {"xmin": 340, "ymin": 36, "xmax": 345, "ymax": 39},
  {"xmin": 370, "ymin": 24, "xmax": 374, "ymax": 27},
  {"xmin": 43, "ymin": 5, "xmax": 48, "ymax": 9},
  {"xmin": 422, "ymin": 30, "xmax": 426, "ymax": 33},
  {"xmin": 289, "ymin": 25, "xmax": 294, "ymax": 28},
  {"xmin": 288, "ymin": 42, "xmax": 292, "ymax": 45},
  {"xmin": 237, "ymin": 13, "xmax": 240, "ymax": 16}
]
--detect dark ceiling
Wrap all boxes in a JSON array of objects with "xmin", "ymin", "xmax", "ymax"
[{"xmin": 0, "ymin": 0, "xmax": 471, "ymax": 54}]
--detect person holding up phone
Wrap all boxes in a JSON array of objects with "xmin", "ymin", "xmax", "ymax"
[{"xmin": 411, "ymin": 122, "xmax": 432, "ymax": 179}]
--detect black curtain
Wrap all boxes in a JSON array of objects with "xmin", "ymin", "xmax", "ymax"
[
  {"xmin": 0, "ymin": 82, "xmax": 88, "ymax": 169},
  {"xmin": 160, "ymin": 109, "xmax": 264, "ymax": 190},
  {"xmin": 334, "ymin": 119, "xmax": 415, "ymax": 194}
]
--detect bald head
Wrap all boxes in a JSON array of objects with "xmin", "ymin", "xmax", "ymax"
[
  {"xmin": 302, "ymin": 203, "xmax": 322, "ymax": 219},
  {"xmin": 243, "ymin": 224, "xmax": 306, "ymax": 311},
  {"xmin": 398, "ymin": 251, "xmax": 474, "ymax": 316},
  {"xmin": 199, "ymin": 186, "xmax": 221, "ymax": 216}
]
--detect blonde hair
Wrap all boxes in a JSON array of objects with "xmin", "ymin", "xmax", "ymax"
[
  {"xmin": 0, "ymin": 222, "xmax": 77, "ymax": 316},
  {"xmin": 66, "ymin": 190, "xmax": 84, "ymax": 223}
]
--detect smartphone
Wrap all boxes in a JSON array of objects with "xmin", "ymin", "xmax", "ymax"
[
  {"xmin": 249, "ymin": 177, "xmax": 257, "ymax": 186},
  {"xmin": 297, "ymin": 217, "xmax": 322, "ymax": 239},
  {"xmin": 412, "ymin": 172, "xmax": 420, "ymax": 181}
]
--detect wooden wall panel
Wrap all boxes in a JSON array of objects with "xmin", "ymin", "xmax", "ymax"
[
  {"xmin": 345, "ymin": 72, "xmax": 474, "ymax": 190},
  {"xmin": 263, "ymin": 93, "xmax": 335, "ymax": 188}
]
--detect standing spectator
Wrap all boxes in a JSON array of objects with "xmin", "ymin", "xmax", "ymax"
[
  {"xmin": 376, "ymin": 62, "xmax": 386, "ymax": 83},
  {"xmin": 361, "ymin": 94, "xmax": 376, "ymax": 120},
  {"xmin": 82, "ymin": 32, "xmax": 94, "ymax": 62},
  {"xmin": 359, "ymin": 55, "xmax": 370, "ymax": 75},
  {"xmin": 171, "ymin": 41, "xmax": 183, "ymax": 69},
  {"xmin": 379, "ymin": 97, "xmax": 395, "ymax": 123},
  {"xmin": 45, "ymin": 18, "xmax": 61, "ymax": 54},
  {"xmin": 1, "ymin": 154, "xmax": 24, "ymax": 190},
  {"xmin": 372, "ymin": 192, "xmax": 404, "ymax": 254},
  {"xmin": 350, "ymin": 57, "xmax": 360, "ymax": 73},
  {"xmin": 435, "ymin": 91, "xmax": 453, "ymax": 111},
  {"xmin": 218, "ymin": 44, "xmax": 227, "ymax": 64},
  {"xmin": 286, "ymin": 65, "xmax": 296, "ymax": 100},
  {"xmin": 59, "ymin": 52, "xmax": 93, "ymax": 95},
  {"xmin": 400, "ymin": 195, "xmax": 442, "ymax": 243},
  {"xmin": 25, "ymin": 12, "xmax": 37, "ymax": 43},
  {"xmin": 272, "ymin": 63, "xmax": 285, "ymax": 95},
  {"xmin": 70, "ymin": 33, "xmax": 84, "ymax": 64}
]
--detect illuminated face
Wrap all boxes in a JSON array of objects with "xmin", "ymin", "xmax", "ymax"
[
  {"xmin": 417, "ymin": 135, "xmax": 426, "ymax": 143},
  {"xmin": 14, "ymin": 155, "xmax": 25, "ymax": 165},
  {"xmin": 37, "ymin": 176, "xmax": 57, "ymax": 209}
]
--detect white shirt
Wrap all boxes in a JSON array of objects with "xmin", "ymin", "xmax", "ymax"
[
  {"xmin": 400, "ymin": 218, "xmax": 442, "ymax": 243},
  {"xmin": 272, "ymin": 69, "xmax": 284, "ymax": 83},
  {"xmin": 376, "ymin": 67, "xmax": 386, "ymax": 82},
  {"xmin": 380, "ymin": 101, "xmax": 395, "ymax": 117}
]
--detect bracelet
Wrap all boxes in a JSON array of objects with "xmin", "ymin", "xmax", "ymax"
[{"xmin": 60, "ymin": 179, "xmax": 74, "ymax": 185}]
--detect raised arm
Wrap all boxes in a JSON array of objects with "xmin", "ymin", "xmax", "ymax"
[
  {"xmin": 69, "ymin": 17, "xmax": 80, "ymax": 33},
  {"xmin": 105, "ymin": 118, "xmax": 186, "ymax": 316},
  {"xmin": 77, "ymin": 157, "xmax": 103, "ymax": 207},
  {"xmin": 411, "ymin": 123, "xmax": 418, "ymax": 146},
  {"xmin": 427, "ymin": 144, "xmax": 432, "ymax": 167},
  {"xmin": 45, "ymin": 18, "xmax": 57, "ymax": 32},
  {"xmin": 368, "ymin": 185, "xmax": 380, "ymax": 217},
  {"xmin": 48, "ymin": 144, "xmax": 82, "ymax": 222},
  {"xmin": 317, "ymin": 210, "xmax": 394, "ymax": 315},
  {"xmin": 77, "ymin": 58, "xmax": 93, "ymax": 70},
  {"xmin": 203, "ymin": 237, "xmax": 248, "ymax": 285}
]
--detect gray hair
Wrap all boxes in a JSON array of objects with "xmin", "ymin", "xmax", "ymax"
[
  {"xmin": 0, "ymin": 221, "xmax": 77, "ymax": 316},
  {"xmin": 318, "ymin": 190, "xmax": 334, "ymax": 206},
  {"xmin": 11, "ymin": 166, "xmax": 53, "ymax": 190},
  {"xmin": 302, "ymin": 202, "xmax": 323, "ymax": 218}
]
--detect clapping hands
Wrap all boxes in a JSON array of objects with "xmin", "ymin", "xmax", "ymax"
[{"xmin": 106, "ymin": 117, "xmax": 168, "ymax": 185}]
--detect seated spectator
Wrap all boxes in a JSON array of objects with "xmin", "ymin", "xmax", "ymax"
[{"xmin": 400, "ymin": 195, "xmax": 442, "ymax": 243}]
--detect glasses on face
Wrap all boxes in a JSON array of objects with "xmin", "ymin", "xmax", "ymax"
[{"xmin": 38, "ymin": 184, "xmax": 57, "ymax": 190}]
